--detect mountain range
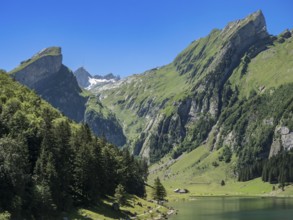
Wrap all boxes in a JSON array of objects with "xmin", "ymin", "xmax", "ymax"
[{"xmin": 8, "ymin": 10, "xmax": 293, "ymax": 183}]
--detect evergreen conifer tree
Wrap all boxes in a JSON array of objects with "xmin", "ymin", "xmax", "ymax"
[{"xmin": 152, "ymin": 177, "xmax": 166, "ymax": 202}]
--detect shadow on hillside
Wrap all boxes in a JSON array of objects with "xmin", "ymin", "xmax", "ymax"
[{"xmin": 67, "ymin": 198, "xmax": 134, "ymax": 219}]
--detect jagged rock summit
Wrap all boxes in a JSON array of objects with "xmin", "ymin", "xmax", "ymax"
[
  {"xmin": 11, "ymin": 47, "xmax": 62, "ymax": 88},
  {"xmin": 73, "ymin": 66, "xmax": 92, "ymax": 88},
  {"xmin": 10, "ymin": 46, "xmax": 87, "ymax": 122}
]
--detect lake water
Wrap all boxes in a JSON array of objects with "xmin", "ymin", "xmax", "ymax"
[{"xmin": 168, "ymin": 197, "xmax": 293, "ymax": 220}]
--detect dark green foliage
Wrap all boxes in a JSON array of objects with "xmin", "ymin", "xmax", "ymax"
[
  {"xmin": 0, "ymin": 137, "xmax": 30, "ymax": 217},
  {"xmin": 262, "ymin": 150, "xmax": 293, "ymax": 184},
  {"xmin": 171, "ymin": 114, "xmax": 215, "ymax": 160},
  {"xmin": 238, "ymin": 160, "xmax": 264, "ymax": 181},
  {"xmin": 114, "ymin": 184, "xmax": 126, "ymax": 205},
  {"xmin": 0, "ymin": 73, "xmax": 148, "ymax": 218},
  {"xmin": 212, "ymin": 161, "xmax": 219, "ymax": 167},
  {"xmin": 222, "ymin": 146, "xmax": 232, "ymax": 163},
  {"xmin": 218, "ymin": 83, "xmax": 293, "ymax": 182},
  {"xmin": 152, "ymin": 177, "xmax": 167, "ymax": 202}
]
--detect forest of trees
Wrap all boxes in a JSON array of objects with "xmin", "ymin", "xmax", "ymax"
[
  {"xmin": 262, "ymin": 150, "xmax": 293, "ymax": 185},
  {"xmin": 218, "ymin": 83, "xmax": 293, "ymax": 182},
  {"xmin": 0, "ymin": 72, "xmax": 148, "ymax": 218}
]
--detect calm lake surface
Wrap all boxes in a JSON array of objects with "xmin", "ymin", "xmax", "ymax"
[{"xmin": 168, "ymin": 197, "xmax": 293, "ymax": 220}]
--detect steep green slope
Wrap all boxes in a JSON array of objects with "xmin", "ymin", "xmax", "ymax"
[
  {"xmin": 230, "ymin": 30, "xmax": 293, "ymax": 97},
  {"xmin": 85, "ymin": 96, "xmax": 126, "ymax": 146},
  {"xmin": 95, "ymin": 10, "xmax": 272, "ymax": 161},
  {"xmin": 148, "ymin": 144, "xmax": 293, "ymax": 199},
  {"xmin": 0, "ymin": 70, "xmax": 147, "ymax": 219},
  {"xmin": 96, "ymin": 64, "xmax": 188, "ymax": 139},
  {"xmin": 94, "ymin": 11, "xmax": 293, "ymax": 188}
]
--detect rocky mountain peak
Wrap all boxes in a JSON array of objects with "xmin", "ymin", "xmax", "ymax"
[
  {"xmin": 11, "ymin": 46, "xmax": 63, "ymax": 88},
  {"xmin": 221, "ymin": 10, "xmax": 267, "ymax": 42},
  {"xmin": 74, "ymin": 67, "xmax": 92, "ymax": 88},
  {"xmin": 10, "ymin": 47, "xmax": 87, "ymax": 122},
  {"xmin": 74, "ymin": 67, "xmax": 121, "ymax": 90}
]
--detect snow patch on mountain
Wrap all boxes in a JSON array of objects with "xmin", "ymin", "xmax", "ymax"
[{"xmin": 86, "ymin": 77, "xmax": 116, "ymax": 90}]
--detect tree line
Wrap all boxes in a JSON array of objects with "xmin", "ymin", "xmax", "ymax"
[{"xmin": 0, "ymin": 72, "xmax": 148, "ymax": 218}]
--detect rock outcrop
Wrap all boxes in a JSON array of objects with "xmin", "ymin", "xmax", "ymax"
[
  {"xmin": 11, "ymin": 47, "xmax": 87, "ymax": 122},
  {"xmin": 13, "ymin": 47, "xmax": 62, "ymax": 88},
  {"xmin": 74, "ymin": 67, "xmax": 92, "ymax": 88},
  {"xmin": 84, "ymin": 97, "xmax": 126, "ymax": 146},
  {"xmin": 10, "ymin": 47, "xmax": 126, "ymax": 146},
  {"xmin": 270, "ymin": 126, "xmax": 293, "ymax": 157}
]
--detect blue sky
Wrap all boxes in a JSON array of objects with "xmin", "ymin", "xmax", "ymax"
[{"xmin": 1, "ymin": 0, "xmax": 292, "ymax": 77}]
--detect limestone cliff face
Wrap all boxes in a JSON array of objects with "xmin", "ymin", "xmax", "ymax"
[
  {"xmin": 84, "ymin": 97, "xmax": 126, "ymax": 146},
  {"xmin": 11, "ymin": 47, "xmax": 87, "ymax": 122},
  {"xmin": 13, "ymin": 47, "xmax": 62, "ymax": 88},
  {"xmin": 270, "ymin": 126, "xmax": 293, "ymax": 157},
  {"xmin": 209, "ymin": 10, "xmax": 267, "ymax": 76},
  {"xmin": 74, "ymin": 67, "xmax": 91, "ymax": 88}
]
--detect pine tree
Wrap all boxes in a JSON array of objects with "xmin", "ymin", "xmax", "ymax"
[
  {"xmin": 52, "ymin": 120, "xmax": 73, "ymax": 210},
  {"xmin": 0, "ymin": 137, "xmax": 31, "ymax": 216},
  {"xmin": 152, "ymin": 177, "xmax": 166, "ymax": 202},
  {"xmin": 114, "ymin": 184, "xmax": 126, "ymax": 206}
]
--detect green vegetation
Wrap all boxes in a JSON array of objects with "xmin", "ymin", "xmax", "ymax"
[
  {"xmin": 0, "ymin": 71, "xmax": 147, "ymax": 219},
  {"xmin": 218, "ymin": 83, "xmax": 293, "ymax": 181},
  {"xmin": 95, "ymin": 11, "xmax": 276, "ymax": 165},
  {"xmin": 148, "ymin": 144, "xmax": 292, "ymax": 200},
  {"xmin": 2, "ymin": 11, "xmax": 293, "ymax": 219},
  {"xmin": 262, "ymin": 150, "xmax": 293, "ymax": 186},
  {"xmin": 230, "ymin": 37, "xmax": 293, "ymax": 98},
  {"xmin": 174, "ymin": 28, "xmax": 222, "ymax": 80},
  {"xmin": 66, "ymin": 194, "xmax": 169, "ymax": 220},
  {"xmin": 86, "ymin": 96, "xmax": 111, "ymax": 118},
  {"xmin": 114, "ymin": 184, "xmax": 127, "ymax": 205},
  {"xmin": 219, "ymin": 146, "xmax": 232, "ymax": 163},
  {"xmin": 152, "ymin": 177, "xmax": 167, "ymax": 202},
  {"xmin": 99, "ymin": 64, "xmax": 189, "ymax": 141}
]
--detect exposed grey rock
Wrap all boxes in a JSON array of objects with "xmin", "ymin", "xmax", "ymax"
[
  {"xmin": 223, "ymin": 131, "xmax": 236, "ymax": 149},
  {"xmin": 11, "ymin": 47, "xmax": 87, "ymax": 122},
  {"xmin": 281, "ymin": 132, "xmax": 293, "ymax": 150},
  {"xmin": 84, "ymin": 100, "xmax": 126, "ymax": 146},
  {"xmin": 280, "ymin": 126, "xmax": 290, "ymax": 135},
  {"xmin": 269, "ymin": 126, "xmax": 293, "ymax": 157},
  {"xmin": 13, "ymin": 52, "xmax": 62, "ymax": 88},
  {"xmin": 74, "ymin": 67, "xmax": 91, "ymax": 88}
]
